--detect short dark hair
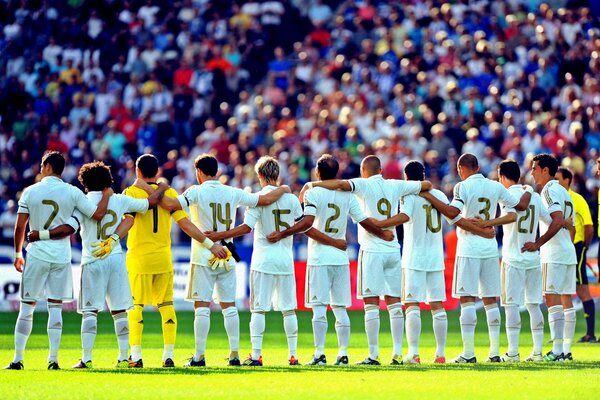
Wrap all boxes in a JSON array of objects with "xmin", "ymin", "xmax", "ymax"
[
  {"xmin": 404, "ymin": 160, "xmax": 425, "ymax": 181},
  {"xmin": 532, "ymin": 153, "xmax": 558, "ymax": 176},
  {"xmin": 42, "ymin": 151, "xmax": 65, "ymax": 175},
  {"xmin": 194, "ymin": 154, "xmax": 218, "ymax": 176},
  {"xmin": 136, "ymin": 154, "xmax": 159, "ymax": 178},
  {"xmin": 78, "ymin": 161, "xmax": 113, "ymax": 192},
  {"xmin": 557, "ymin": 166, "xmax": 573, "ymax": 185},
  {"xmin": 457, "ymin": 153, "xmax": 479, "ymax": 170},
  {"xmin": 316, "ymin": 154, "xmax": 339, "ymax": 180},
  {"xmin": 498, "ymin": 160, "xmax": 520, "ymax": 182}
]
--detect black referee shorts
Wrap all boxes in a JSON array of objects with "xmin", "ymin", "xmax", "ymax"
[{"xmin": 575, "ymin": 242, "xmax": 588, "ymax": 285}]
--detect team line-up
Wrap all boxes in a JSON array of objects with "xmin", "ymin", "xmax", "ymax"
[{"xmin": 4, "ymin": 149, "xmax": 584, "ymax": 369}]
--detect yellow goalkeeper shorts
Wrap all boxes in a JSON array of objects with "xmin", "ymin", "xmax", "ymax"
[{"xmin": 129, "ymin": 272, "xmax": 174, "ymax": 306}]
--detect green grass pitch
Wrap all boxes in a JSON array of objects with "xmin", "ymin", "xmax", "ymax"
[{"xmin": 1, "ymin": 310, "xmax": 600, "ymax": 399}]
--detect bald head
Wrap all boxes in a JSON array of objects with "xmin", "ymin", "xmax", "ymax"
[
  {"xmin": 457, "ymin": 153, "xmax": 479, "ymax": 171},
  {"xmin": 361, "ymin": 155, "xmax": 382, "ymax": 177}
]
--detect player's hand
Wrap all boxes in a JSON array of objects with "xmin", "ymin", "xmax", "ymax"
[
  {"xmin": 204, "ymin": 231, "xmax": 221, "ymax": 241},
  {"xmin": 481, "ymin": 227, "xmax": 495, "ymax": 239},
  {"xmin": 381, "ymin": 230, "xmax": 394, "ymax": 241},
  {"xmin": 267, "ymin": 231, "xmax": 283, "ymax": 243},
  {"xmin": 521, "ymin": 241, "xmax": 540, "ymax": 252},
  {"xmin": 27, "ymin": 230, "xmax": 40, "ymax": 242},
  {"xmin": 332, "ymin": 239, "xmax": 347, "ymax": 251},
  {"xmin": 14, "ymin": 257, "xmax": 24, "ymax": 273},
  {"xmin": 133, "ymin": 179, "xmax": 154, "ymax": 194},
  {"xmin": 91, "ymin": 233, "xmax": 120, "ymax": 259},
  {"xmin": 563, "ymin": 217, "xmax": 573, "ymax": 229},
  {"xmin": 210, "ymin": 243, "xmax": 228, "ymax": 259},
  {"xmin": 281, "ymin": 185, "xmax": 291, "ymax": 194}
]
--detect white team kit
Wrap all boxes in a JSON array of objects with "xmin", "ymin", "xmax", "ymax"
[
  {"xmin": 17, "ymin": 176, "xmax": 99, "ymax": 302},
  {"xmin": 500, "ymin": 186, "xmax": 550, "ymax": 306},
  {"xmin": 68, "ymin": 192, "xmax": 149, "ymax": 313},
  {"xmin": 401, "ymin": 189, "xmax": 450, "ymax": 304},
  {"xmin": 303, "ymin": 187, "xmax": 367, "ymax": 308},
  {"xmin": 244, "ymin": 186, "xmax": 303, "ymax": 312},
  {"xmin": 349, "ymin": 175, "xmax": 422, "ymax": 299},
  {"xmin": 177, "ymin": 181, "xmax": 259, "ymax": 303},
  {"xmin": 450, "ymin": 174, "xmax": 519, "ymax": 298},
  {"xmin": 539, "ymin": 180, "xmax": 577, "ymax": 295}
]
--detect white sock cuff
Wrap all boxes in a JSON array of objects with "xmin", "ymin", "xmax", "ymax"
[
  {"xmin": 364, "ymin": 304, "xmax": 379, "ymax": 313},
  {"xmin": 112, "ymin": 312, "xmax": 127, "ymax": 321},
  {"xmin": 282, "ymin": 310, "xmax": 295, "ymax": 317},
  {"xmin": 47, "ymin": 303, "xmax": 62, "ymax": 310},
  {"xmin": 195, "ymin": 307, "xmax": 210, "ymax": 317},
  {"xmin": 432, "ymin": 309, "xmax": 447, "ymax": 318},
  {"xmin": 461, "ymin": 302, "xmax": 475, "ymax": 310},
  {"xmin": 484, "ymin": 303, "xmax": 499, "ymax": 311},
  {"xmin": 564, "ymin": 308, "xmax": 576, "ymax": 319},
  {"xmin": 20, "ymin": 302, "xmax": 36, "ymax": 315},
  {"xmin": 406, "ymin": 305, "xmax": 420, "ymax": 315},
  {"xmin": 222, "ymin": 306, "xmax": 238, "ymax": 317},
  {"xmin": 548, "ymin": 305, "xmax": 564, "ymax": 314}
]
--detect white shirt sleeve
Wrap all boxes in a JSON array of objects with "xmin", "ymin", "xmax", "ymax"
[
  {"xmin": 449, "ymin": 182, "xmax": 465, "ymax": 211},
  {"xmin": 238, "ymin": 188, "xmax": 260, "ymax": 208},
  {"xmin": 123, "ymin": 196, "xmax": 150, "ymax": 214},
  {"xmin": 543, "ymin": 185, "xmax": 562, "ymax": 214},
  {"xmin": 177, "ymin": 186, "xmax": 196, "ymax": 209},
  {"xmin": 399, "ymin": 195, "xmax": 415, "ymax": 220},
  {"xmin": 348, "ymin": 195, "xmax": 367, "ymax": 223},
  {"xmin": 348, "ymin": 178, "xmax": 365, "ymax": 194},
  {"xmin": 395, "ymin": 180, "xmax": 422, "ymax": 198},
  {"xmin": 67, "ymin": 210, "xmax": 84, "ymax": 232},
  {"xmin": 17, "ymin": 188, "xmax": 30, "ymax": 214},
  {"xmin": 303, "ymin": 189, "xmax": 318, "ymax": 217},
  {"xmin": 498, "ymin": 183, "xmax": 519, "ymax": 208},
  {"xmin": 73, "ymin": 186, "xmax": 97, "ymax": 218},
  {"xmin": 243, "ymin": 206, "xmax": 260, "ymax": 229},
  {"xmin": 293, "ymin": 197, "xmax": 304, "ymax": 222}
]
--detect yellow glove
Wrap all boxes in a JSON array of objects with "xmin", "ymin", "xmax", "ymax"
[
  {"xmin": 91, "ymin": 233, "xmax": 120, "ymax": 259},
  {"xmin": 207, "ymin": 248, "xmax": 232, "ymax": 271},
  {"xmin": 208, "ymin": 255, "xmax": 219, "ymax": 270}
]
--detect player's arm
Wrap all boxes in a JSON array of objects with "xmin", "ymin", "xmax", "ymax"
[
  {"xmin": 419, "ymin": 181, "xmax": 433, "ymax": 192},
  {"xmin": 584, "ymin": 223, "xmax": 593, "ymax": 247},
  {"xmin": 147, "ymin": 182, "xmax": 168, "ymax": 208},
  {"xmin": 455, "ymin": 217, "xmax": 496, "ymax": 239},
  {"xmin": 90, "ymin": 187, "xmax": 114, "ymax": 221},
  {"xmin": 420, "ymin": 191, "xmax": 461, "ymax": 219},
  {"xmin": 13, "ymin": 213, "xmax": 28, "ymax": 272},
  {"xmin": 373, "ymin": 213, "xmax": 409, "ymax": 228},
  {"xmin": 304, "ymin": 227, "xmax": 347, "ymax": 250},
  {"xmin": 267, "ymin": 215, "xmax": 312, "ymax": 243},
  {"xmin": 522, "ymin": 210, "xmax": 563, "ymax": 252},
  {"xmin": 473, "ymin": 212, "xmax": 517, "ymax": 228},
  {"xmin": 205, "ymin": 224, "xmax": 252, "ymax": 242},
  {"xmin": 256, "ymin": 185, "xmax": 291, "ymax": 206},
  {"xmin": 27, "ymin": 224, "xmax": 75, "ymax": 241},
  {"xmin": 133, "ymin": 179, "xmax": 181, "ymax": 211},
  {"xmin": 358, "ymin": 218, "xmax": 394, "ymax": 241},
  {"xmin": 514, "ymin": 191, "xmax": 531, "ymax": 211},
  {"xmin": 177, "ymin": 217, "xmax": 228, "ymax": 258}
]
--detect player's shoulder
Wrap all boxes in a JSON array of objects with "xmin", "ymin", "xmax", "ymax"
[
  {"xmin": 123, "ymin": 185, "xmax": 145, "ymax": 198},
  {"xmin": 430, "ymin": 188, "xmax": 448, "ymax": 202},
  {"xmin": 165, "ymin": 187, "xmax": 180, "ymax": 198}
]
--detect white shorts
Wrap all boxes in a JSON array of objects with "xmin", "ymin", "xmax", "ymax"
[
  {"xmin": 357, "ymin": 250, "xmax": 402, "ymax": 299},
  {"xmin": 402, "ymin": 269, "xmax": 446, "ymax": 304},
  {"xmin": 186, "ymin": 263, "xmax": 236, "ymax": 303},
  {"xmin": 542, "ymin": 263, "xmax": 576, "ymax": 295},
  {"xmin": 78, "ymin": 253, "xmax": 133, "ymax": 313},
  {"xmin": 452, "ymin": 256, "xmax": 500, "ymax": 298},
  {"xmin": 250, "ymin": 270, "xmax": 297, "ymax": 312},
  {"xmin": 305, "ymin": 265, "xmax": 351, "ymax": 308},
  {"xmin": 500, "ymin": 262, "xmax": 543, "ymax": 306},
  {"xmin": 21, "ymin": 255, "xmax": 73, "ymax": 302}
]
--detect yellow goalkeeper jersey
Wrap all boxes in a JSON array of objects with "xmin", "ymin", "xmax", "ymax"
[
  {"xmin": 124, "ymin": 184, "xmax": 188, "ymax": 274},
  {"xmin": 568, "ymin": 188, "xmax": 592, "ymax": 245}
]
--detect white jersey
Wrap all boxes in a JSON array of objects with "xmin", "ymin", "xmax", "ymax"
[
  {"xmin": 450, "ymin": 173, "xmax": 519, "ymax": 258},
  {"xmin": 17, "ymin": 176, "xmax": 98, "ymax": 263},
  {"xmin": 539, "ymin": 180, "xmax": 577, "ymax": 264},
  {"xmin": 244, "ymin": 186, "xmax": 303, "ymax": 275},
  {"xmin": 177, "ymin": 180, "xmax": 259, "ymax": 266},
  {"xmin": 69, "ymin": 192, "xmax": 148, "ymax": 265},
  {"xmin": 401, "ymin": 189, "xmax": 450, "ymax": 271},
  {"xmin": 304, "ymin": 187, "xmax": 366, "ymax": 266},
  {"xmin": 349, "ymin": 175, "xmax": 421, "ymax": 252},
  {"xmin": 501, "ymin": 186, "xmax": 550, "ymax": 269}
]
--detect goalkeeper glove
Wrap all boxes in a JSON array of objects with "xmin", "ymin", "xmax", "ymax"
[
  {"xmin": 207, "ymin": 248, "xmax": 232, "ymax": 271},
  {"xmin": 91, "ymin": 233, "xmax": 120, "ymax": 259}
]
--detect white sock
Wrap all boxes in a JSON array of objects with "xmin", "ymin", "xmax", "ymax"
[
  {"xmin": 563, "ymin": 307, "xmax": 576, "ymax": 354},
  {"xmin": 47, "ymin": 303, "xmax": 63, "ymax": 363},
  {"xmin": 112, "ymin": 312, "xmax": 129, "ymax": 361},
  {"xmin": 504, "ymin": 305, "xmax": 521, "ymax": 356},
  {"xmin": 13, "ymin": 302, "xmax": 35, "ymax": 363},
  {"xmin": 194, "ymin": 307, "xmax": 210, "ymax": 361},
  {"xmin": 405, "ymin": 306, "xmax": 420, "ymax": 357},
  {"xmin": 432, "ymin": 309, "xmax": 447, "ymax": 357},
  {"xmin": 548, "ymin": 305, "xmax": 564, "ymax": 355},
  {"xmin": 250, "ymin": 312, "xmax": 265, "ymax": 359},
  {"xmin": 222, "ymin": 307, "xmax": 239, "ymax": 353},
  {"xmin": 81, "ymin": 312, "xmax": 97, "ymax": 362},
  {"xmin": 163, "ymin": 344, "xmax": 174, "ymax": 361},
  {"xmin": 460, "ymin": 302, "xmax": 477, "ymax": 358},
  {"xmin": 364, "ymin": 304, "xmax": 380, "ymax": 359},
  {"xmin": 526, "ymin": 303, "xmax": 544, "ymax": 354},
  {"xmin": 311, "ymin": 305, "xmax": 328, "ymax": 357},
  {"xmin": 332, "ymin": 306, "xmax": 350, "ymax": 357},
  {"xmin": 485, "ymin": 303, "xmax": 501, "ymax": 358},
  {"xmin": 283, "ymin": 310, "xmax": 298, "ymax": 358},
  {"xmin": 388, "ymin": 303, "xmax": 404, "ymax": 357},
  {"xmin": 130, "ymin": 345, "xmax": 142, "ymax": 362}
]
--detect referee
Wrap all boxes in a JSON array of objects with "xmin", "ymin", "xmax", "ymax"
[{"xmin": 557, "ymin": 167, "xmax": 596, "ymax": 342}]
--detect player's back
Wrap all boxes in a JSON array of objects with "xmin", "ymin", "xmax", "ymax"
[
  {"xmin": 244, "ymin": 186, "xmax": 302, "ymax": 274},
  {"xmin": 349, "ymin": 175, "xmax": 421, "ymax": 252},
  {"xmin": 501, "ymin": 186, "xmax": 547, "ymax": 268},
  {"xmin": 124, "ymin": 184, "xmax": 187, "ymax": 274},
  {"xmin": 401, "ymin": 189, "xmax": 446, "ymax": 270},
  {"xmin": 539, "ymin": 180, "xmax": 577, "ymax": 264},
  {"xmin": 305, "ymin": 187, "xmax": 364, "ymax": 266}
]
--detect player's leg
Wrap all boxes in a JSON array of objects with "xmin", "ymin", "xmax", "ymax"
[
  {"xmin": 305, "ymin": 265, "xmax": 328, "ymax": 364},
  {"xmin": 127, "ymin": 273, "xmax": 148, "ymax": 367},
  {"xmin": 561, "ymin": 264, "xmax": 577, "ymax": 360},
  {"xmin": 46, "ymin": 300, "xmax": 63, "ymax": 367},
  {"xmin": 384, "ymin": 253, "xmax": 404, "ymax": 364},
  {"xmin": 428, "ymin": 270, "xmax": 447, "ymax": 363},
  {"xmin": 245, "ymin": 270, "xmax": 270, "ymax": 365},
  {"xmin": 275, "ymin": 274, "xmax": 298, "ymax": 364},
  {"xmin": 403, "ymin": 269, "xmax": 424, "ymax": 364},
  {"xmin": 186, "ymin": 264, "xmax": 216, "ymax": 366},
  {"xmin": 155, "ymin": 272, "xmax": 177, "ymax": 367},
  {"xmin": 45, "ymin": 261, "xmax": 73, "ymax": 369},
  {"xmin": 105, "ymin": 254, "xmax": 133, "ymax": 367},
  {"xmin": 575, "ymin": 245, "xmax": 595, "ymax": 341},
  {"xmin": 481, "ymin": 257, "xmax": 501, "ymax": 362},
  {"xmin": 524, "ymin": 266, "xmax": 544, "ymax": 361},
  {"xmin": 216, "ymin": 265, "xmax": 240, "ymax": 364},
  {"xmin": 501, "ymin": 262, "xmax": 523, "ymax": 361},
  {"xmin": 330, "ymin": 265, "xmax": 352, "ymax": 365},
  {"xmin": 7, "ymin": 301, "xmax": 36, "ymax": 369},
  {"xmin": 75, "ymin": 310, "xmax": 98, "ymax": 368},
  {"xmin": 192, "ymin": 301, "xmax": 211, "ymax": 365},
  {"xmin": 357, "ymin": 250, "xmax": 381, "ymax": 364},
  {"xmin": 543, "ymin": 263, "xmax": 565, "ymax": 361},
  {"xmin": 453, "ymin": 257, "xmax": 479, "ymax": 362},
  {"xmin": 111, "ymin": 311, "xmax": 129, "ymax": 366}
]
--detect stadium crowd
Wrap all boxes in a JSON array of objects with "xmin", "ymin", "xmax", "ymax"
[{"xmin": 1, "ymin": 0, "xmax": 600, "ymax": 244}]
